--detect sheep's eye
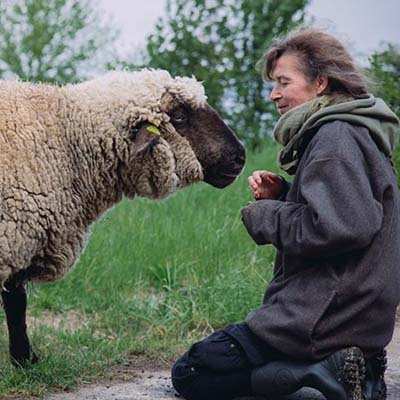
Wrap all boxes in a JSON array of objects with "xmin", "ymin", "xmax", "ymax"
[
  {"xmin": 130, "ymin": 122, "xmax": 145, "ymax": 139},
  {"xmin": 171, "ymin": 109, "xmax": 187, "ymax": 124}
]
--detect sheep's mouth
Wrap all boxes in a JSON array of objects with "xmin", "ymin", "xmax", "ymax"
[
  {"xmin": 204, "ymin": 166, "xmax": 243, "ymax": 188},
  {"xmin": 202, "ymin": 141, "xmax": 246, "ymax": 189},
  {"xmin": 206, "ymin": 174, "xmax": 236, "ymax": 188}
]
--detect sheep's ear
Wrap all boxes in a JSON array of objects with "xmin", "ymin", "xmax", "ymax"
[{"xmin": 130, "ymin": 122, "xmax": 162, "ymax": 153}]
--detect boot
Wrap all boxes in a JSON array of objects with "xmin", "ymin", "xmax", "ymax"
[
  {"xmin": 251, "ymin": 347, "xmax": 366, "ymax": 400},
  {"xmin": 363, "ymin": 349, "xmax": 387, "ymax": 400}
]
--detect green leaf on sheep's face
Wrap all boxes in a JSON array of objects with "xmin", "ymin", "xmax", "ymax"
[{"xmin": 146, "ymin": 125, "xmax": 161, "ymax": 135}]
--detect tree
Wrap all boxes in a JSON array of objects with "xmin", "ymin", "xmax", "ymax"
[
  {"xmin": 146, "ymin": 0, "xmax": 310, "ymax": 149},
  {"xmin": 368, "ymin": 43, "xmax": 400, "ymax": 184},
  {"xmin": 0, "ymin": 0, "xmax": 118, "ymax": 84},
  {"xmin": 369, "ymin": 43, "xmax": 400, "ymax": 117}
]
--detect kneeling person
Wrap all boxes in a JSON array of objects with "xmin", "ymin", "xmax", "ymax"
[{"xmin": 172, "ymin": 28, "xmax": 399, "ymax": 400}]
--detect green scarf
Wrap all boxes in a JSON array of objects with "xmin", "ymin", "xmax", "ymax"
[{"xmin": 273, "ymin": 94, "xmax": 400, "ymax": 175}]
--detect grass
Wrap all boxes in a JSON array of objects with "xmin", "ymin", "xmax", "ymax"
[{"xmin": 0, "ymin": 144, "xmax": 284, "ymax": 398}]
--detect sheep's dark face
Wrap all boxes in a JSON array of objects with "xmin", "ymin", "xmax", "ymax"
[{"xmin": 164, "ymin": 100, "xmax": 245, "ymax": 189}]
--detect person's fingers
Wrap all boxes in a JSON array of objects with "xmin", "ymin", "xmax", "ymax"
[
  {"xmin": 259, "ymin": 173, "xmax": 276, "ymax": 187},
  {"xmin": 264, "ymin": 174, "xmax": 274, "ymax": 184},
  {"xmin": 269, "ymin": 174, "xmax": 281, "ymax": 182},
  {"xmin": 250, "ymin": 171, "xmax": 282, "ymax": 195},
  {"xmin": 252, "ymin": 171, "xmax": 263, "ymax": 185},
  {"xmin": 259, "ymin": 170, "xmax": 278, "ymax": 182},
  {"xmin": 262, "ymin": 172, "xmax": 282, "ymax": 187},
  {"xmin": 248, "ymin": 176, "xmax": 257, "ymax": 190},
  {"xmin": 261, "ymin": 171, "xmax": 277, "ymax": 179}
]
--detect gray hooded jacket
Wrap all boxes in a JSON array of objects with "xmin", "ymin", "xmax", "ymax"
[{"xmin": 241, "ymin": 96, "xmax": 400, "ymax": 360}]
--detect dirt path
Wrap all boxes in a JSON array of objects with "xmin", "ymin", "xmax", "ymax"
[
  {"xmin": 386, "ymin": 317, "xmax": 400, "ymax": 396},
  {"xmin": 46, "ymin": 321, "xmax": 400, "ymax": 400}
]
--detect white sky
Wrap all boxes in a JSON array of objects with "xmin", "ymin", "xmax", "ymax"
[{"xmin": 98, "ymin": 0, "xmax": 399, "ymax": 62}]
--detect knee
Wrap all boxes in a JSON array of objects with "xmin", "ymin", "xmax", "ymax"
[{"xmin": 171, "ymin": 352, "xmax": 198, "ymax": 400}]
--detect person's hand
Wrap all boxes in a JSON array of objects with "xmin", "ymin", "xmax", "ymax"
[{"xmin": 248, "ymin": 170, "xmax": 284, "ymax": 200}]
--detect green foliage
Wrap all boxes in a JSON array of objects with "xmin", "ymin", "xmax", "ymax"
[
  {"xmin": 369, "ymin": 43, "xmax": 400, "ymax": 116},
  {"xmin": 145, "ymin": 0, "xmax": 310, "ymax": 150},
  {"xmin": 368, "ymin": 43, "xmax": 400, "ymax": 183},
  {"xmin": 0, "ymin": 0, "xmax": 118, "ymax": 84}
]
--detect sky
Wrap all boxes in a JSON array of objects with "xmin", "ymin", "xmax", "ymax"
[{"xmin": 98, "ymin": 0, "xmax": 400, "ymax": 62}]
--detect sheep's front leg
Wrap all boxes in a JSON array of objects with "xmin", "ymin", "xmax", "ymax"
[{"xmin": 1, "ymin": 283, "xmax": 38, "ymax": 366}]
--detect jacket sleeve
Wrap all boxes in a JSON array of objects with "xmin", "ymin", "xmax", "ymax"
[{"xmin": 241, "ymin": 157, "xmax": 383, "ymax": 258}]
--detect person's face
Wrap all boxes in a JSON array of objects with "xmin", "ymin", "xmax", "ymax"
[{"xmin": 269, "ymin": 53, "xmax": 326, "ymax": 115}]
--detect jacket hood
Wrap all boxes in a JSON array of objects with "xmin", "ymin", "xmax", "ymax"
[
  {"xmin": 306, "ymin": 94, "xmax": 399, "ymax": 157},
  {"xmin": 273, "ymin": 94, "xmax": 400, "ymax": 174}
]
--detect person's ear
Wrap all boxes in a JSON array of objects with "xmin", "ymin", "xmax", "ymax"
[{"xmin": 316, "ymin": 75, "xmax": 328, "ymax": 95}]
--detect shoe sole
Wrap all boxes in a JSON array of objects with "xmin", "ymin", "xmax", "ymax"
[{"xmin": 341, "ymin": 347, "xmax": 366, "ymax": 400}]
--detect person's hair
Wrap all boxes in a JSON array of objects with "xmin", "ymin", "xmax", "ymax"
[{"xmin": 258, "ymin": 28, "xmax": 369, "ymax": 98}]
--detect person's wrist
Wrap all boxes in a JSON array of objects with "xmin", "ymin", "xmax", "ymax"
[
  {"xmin": 276, "ymin": 175, "xmax": 289, "ymax": 200},
  {"xmin": 277, "ymin": 175, "xmax": 285, "ymax": 193}
]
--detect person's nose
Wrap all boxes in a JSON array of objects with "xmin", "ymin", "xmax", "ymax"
[{"xmin": 270, "ymin": 85, "xmax": 282, "ymax": 102}]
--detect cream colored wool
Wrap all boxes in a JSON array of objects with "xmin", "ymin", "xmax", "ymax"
[{"xmin": 0, "ymin": 70, "xmax": 206, "ymax": 287}]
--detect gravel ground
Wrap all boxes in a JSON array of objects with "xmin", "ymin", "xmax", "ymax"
[{"xmin": 46, "ymin": 320, "xmax": 400, "ymax": 400}]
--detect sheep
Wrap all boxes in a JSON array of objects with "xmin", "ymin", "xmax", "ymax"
[{"xmin": 0, "ymin": 69, "xmax": 245, "ymax": 366}]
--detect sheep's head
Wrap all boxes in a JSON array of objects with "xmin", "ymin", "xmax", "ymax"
[
  {"xmin": 158, "ymin": 91, "xmax": 246, "ymax": 189},
  {"xmin": 97, "ymin": 70, "xmax": 245, "ymax": 199}
]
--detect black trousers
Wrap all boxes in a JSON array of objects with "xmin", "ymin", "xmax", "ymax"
[{"xmin": 171, "ymin": 322, "xmax": 290, "ymax": 400}]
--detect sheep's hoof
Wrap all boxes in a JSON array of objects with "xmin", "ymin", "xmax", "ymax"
[{"xmin": 11, "ymin": 349, "xmax": 39, "ymax": 368}]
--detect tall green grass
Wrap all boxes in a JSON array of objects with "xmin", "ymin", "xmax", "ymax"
[{"xmin": 0, "ymin": 145, "xmax": 282, "ymax": 397}]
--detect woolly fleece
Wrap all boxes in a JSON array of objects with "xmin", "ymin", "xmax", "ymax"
[{"xmin": 0, "ymin": 70, "xmax": 207, "ymax": 287}]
